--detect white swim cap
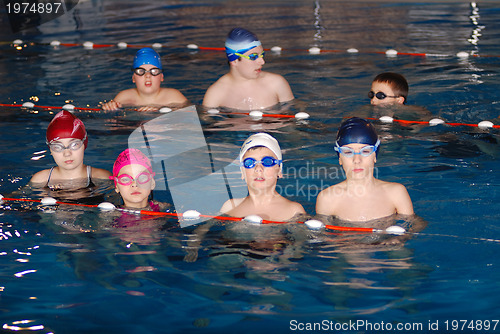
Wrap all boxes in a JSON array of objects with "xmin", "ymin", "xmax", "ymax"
[{"xmin": 239, "ymin": 133, "xmax": 282, "ymax": 163}]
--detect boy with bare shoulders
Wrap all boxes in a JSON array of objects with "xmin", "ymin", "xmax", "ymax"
[
  {"xmin": 220, "ymin": 133, "xmax": 305, "ymax": 222},
  {"xmin": 316, "ymin": 117, "xmax": 414, "ymax": 222},
  {"xmin": 203, "ymin": 28, "xmax": 294, "ymax": 111},
  {"xmin": 101, "ymin": 47, "xmax": 188, "ymax": 112}
]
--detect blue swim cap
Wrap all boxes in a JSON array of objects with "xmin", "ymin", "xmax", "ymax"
[
  {"xmin": 336, "ymin": 117, "xmax": 380, "ymax": 153},
  {"xmin": 133, "ymin": 47, "xmax": 162, "ymax": 70},
  {"xmin": 225, "ymin": 28, "xmax": 262, "ymax": 62}
]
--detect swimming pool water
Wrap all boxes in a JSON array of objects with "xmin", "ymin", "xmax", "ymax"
[{"xmin": 0, "ymin": 1, "xmax": 500, "ymax": 333}]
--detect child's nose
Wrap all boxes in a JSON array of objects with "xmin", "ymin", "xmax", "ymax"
[{"xmin": 254, "ymin": 163, "xmax": 264, "ymax": 172}]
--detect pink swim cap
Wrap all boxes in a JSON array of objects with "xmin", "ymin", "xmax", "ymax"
[
  {"xmin": 111, "ymin": 148, "xmax": 154, "ymax": 179},
  {"xmin": 46, "ymin": 110, "xmax": 88, "ymax": 148}
]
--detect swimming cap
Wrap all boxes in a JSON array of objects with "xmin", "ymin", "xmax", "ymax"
[
  {"xmin": 46, "ymin": 110, "xmax": 88, "ymax": 148},
  {"xmin": 240, "ymin": 133, "xmax": 282, "ymax": 169},
  {"xmin": 111, "ymin": 148, "xmax": 154, "ymax": 179},
  {"xmin": 132, "ymin": 47, "xmax": 162, "ymax": 70},
  {"xmin": 225, "ymin": 28, "xmax": 262, "ymax": 62},
  {"xmin": 336, "ymin": 117, "xmax": 380, "ymax": 152}
]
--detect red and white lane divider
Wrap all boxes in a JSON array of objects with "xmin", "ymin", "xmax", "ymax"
[
  {"xmin": 1, "ymin": 101, "xmax": 497, "ymax": 129},
  {"xmin": 9, "ymin": 39, "xmax": 499, "ymax": 59},
  {"xmin": 367, "ymin": 116, "xmax": 499, "ymax": 129},
  {"xmin": 0, "ymin": 195, "xmax": 406, "ymax": 235}
]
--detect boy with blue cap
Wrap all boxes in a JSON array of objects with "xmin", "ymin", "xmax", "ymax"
[
  {"xmin": 203, "ymin": 28, "xmax": 294, "ymax": 110},
  {"xmin": 316, "ymin": 117, "xmax": 413, "ymax": 221},
  {"xmin": 101, "ymin": 47, "xmax": 187, "ymax": 111}
]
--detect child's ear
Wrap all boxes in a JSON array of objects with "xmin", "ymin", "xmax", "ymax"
[
  {"xmin": 397, "ymin": 96, "xmax": 405, "ymax": 105},
  {"xmin": 115, "ymin": 186, "xmax": 120, "ymax": 193},
  {"xmin": 132, "ymin": 74, "xmax": 135, "ymax": 83},
  {"xmin": 150, "ymin": 179, "xmax": 156, "ymax": 190}
]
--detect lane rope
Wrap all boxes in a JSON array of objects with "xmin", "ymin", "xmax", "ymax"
[
  {"xmin": 7, "ymin": 39, "xmax": 498, "ymax": 59},
  {"xmin": 0, "ymin": 195, "xmax": 401, "ymax": 234},
  {"xmin": 2, "ymin": 102, "xmax": 498, "ymax": 128}
]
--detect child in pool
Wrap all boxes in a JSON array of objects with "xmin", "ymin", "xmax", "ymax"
[
  {"xmin": 109, "ymin": 148, "xmax": 167, "ymax": 211},
  {"xmin": 101, "ymin": 47, "xmax": 188, "ymax": 112},
  {"xmin": 203, "ymin": 27, "xmax": 294, "ymax": 110},
  {"xmin": 30, "ymin": 110, "xmax": 111, "ymax": 192},
  {"xmin": 220, "ymin": 132, "xmax": 305, "ymax": 221},
  {"xmin": 316, "ymin": 117, "xmax": 414, "ymax": 221},
  {"xmin": 369, "ymin": 72, "xmax": 408, "ymax": 106}
]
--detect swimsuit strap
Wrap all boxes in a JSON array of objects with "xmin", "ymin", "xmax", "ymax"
[
  {"xmin": 46, "ymin": 166, "xmax": 56, "ymax": 188},
  {"xmin": 86, "ymin": 165, "xmax": 91, "ymax": 187}
]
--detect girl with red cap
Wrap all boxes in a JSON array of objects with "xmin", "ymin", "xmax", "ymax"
[{"xmin": 30, "ymin": 111, "xmax": 111, "ymax": 194}]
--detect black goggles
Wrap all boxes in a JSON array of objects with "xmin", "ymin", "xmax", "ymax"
[{"xmin": 368, "ymin": 91, "xmax": 399, "ymax": 100}]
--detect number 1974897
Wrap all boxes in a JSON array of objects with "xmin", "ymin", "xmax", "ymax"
[{"xmin": 6, "ymin": 2, "xmax": 63, "ymax": 14}]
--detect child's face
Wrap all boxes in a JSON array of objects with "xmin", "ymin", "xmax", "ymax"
[
  {"xmin": 338, "ymin": 143, "xmax": 376, "ymax": 180},
  {"xmin": 49, "ymin": 137, "xmax": 85, "ymax": 171},
  {"xmin": 115, "ymin": 164, "xmax": 155, "ymax": 208},
  {"xmin": 132, "ymin": 64, "xmax": 164, "ymax": 94},
  {"xmin": 370, "ymin": 81, "xmax": 404, "ymax": 106},
  {"xmin": 232, "ymin": 45, "xmax": 265, "ymax": 80},
  {"xmin": 242, "ymin": 147, "xmax": 281, "ymax": 194}
]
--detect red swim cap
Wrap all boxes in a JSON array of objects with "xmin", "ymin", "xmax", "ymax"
[{"xmin": 46, "ymin": 110, "xmax": 88, "ymax": 148}]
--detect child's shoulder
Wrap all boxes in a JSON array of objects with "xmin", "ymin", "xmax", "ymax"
[
  {"xmin": 158, "ymin": 87, "xmax": 188, "ymax": 103},
  {"xmin": 30, "ymin": 168, "xmax": 52, "ymax": 184},
  {"xmin": 378, "ymin": 179, "xmax": 409, "ymax": 197},
  {"xmin": 220, "ymin": 197, "xmax": 245, "ymax": 213},
  {"xmin": 318, "ymin": 182, "xmax": 346, "ymax": 199},
  {"xmin": 90, "ymin": 166, "xmax": 112, "ymax": 179},
  {"xmin": 378, "ymin": 179, "xmax": 407, "ymax": 190}
]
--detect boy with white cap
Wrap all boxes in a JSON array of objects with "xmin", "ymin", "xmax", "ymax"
[
  {"xmin": 220, "ymin": 132, "xmax": 305, "ymax": 221},
  {"xmin": 101, "ymin": 47, "xmax": 188, "ymax": 111},
  {"xmin": 316, "ymin": 117, "xmax": 414, "ymax": 222},
  {"xmin": 203, "ymin": 28, "xmax": 294, "ymax": 110}
]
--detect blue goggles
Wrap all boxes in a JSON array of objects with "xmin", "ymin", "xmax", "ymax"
[
  {"xmin": 241, "ymin": 156, "xmax": 281, "ymax": 169},
  {"xmin": 334, "ymin": 140, "xmax": 380, "ymax": 158}
]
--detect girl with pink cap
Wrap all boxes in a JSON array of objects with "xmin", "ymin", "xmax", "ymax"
[
  {"xmin": 109, "ymin": 148, "xmax": 164, "ymax": 211},
  {"xmin": 30, "ymin": 110, "xmax": 111, "ymax": 195}
]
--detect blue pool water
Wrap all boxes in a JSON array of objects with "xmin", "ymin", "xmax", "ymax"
[{"xmin": 1, "ymin": 1, "xmax": 500, "ymax": 333}]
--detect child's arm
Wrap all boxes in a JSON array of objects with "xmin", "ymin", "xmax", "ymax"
[
  {"xmin": 391, "ymin": 183, "xmax": 414, "ymax": 215},
  {"xmin": 29, "ymin": 169, "xmax": 50, "ymax": 184},
  {"xmin": 101, "ymin": 90, "xmax": 133, "ymax": 111},
  {"xmin": 101, "ymin": 99, "xmax": 122, "ymax": 111},
  {"xmin": 315, "ymin": 188, "xmax": 334, "ymax": 216},
  {"xmin": 272, "ymin": 73, "xmax": 295, "ymax": 103}
]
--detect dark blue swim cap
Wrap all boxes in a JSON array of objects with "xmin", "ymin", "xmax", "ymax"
[
  {"xmin": 225, "ymin": 28, "xmax": 261, "ymax": 62},
  {"xmin": 336, "ymin": 117, "xmax": 379, "ymax": 152}
]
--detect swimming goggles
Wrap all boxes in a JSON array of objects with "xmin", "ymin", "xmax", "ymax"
[
  {"xmin": 48, "ymin": 139, "xmax": 85, "ymax": 153},
  {"xmin": 132, "ymin": 67, "xmax": 163, "ymax": 76},
  {"xmin": 334, "ymin": 140, "xmax": 380, "ymax": 157},
  {"xmin": 235, "ymin": 51, "xmax": 265, "ymax": 61},
  {"xmin": 368, "ymin": 91, "xmax": 399, "ymax": 100},
  {"xmin": 241, "ymin": 156, "xmax": 281, "ymax": 169},
  {"xmin": 111, "ymin": 172, "xmax": 154, "ymax": 186}
]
